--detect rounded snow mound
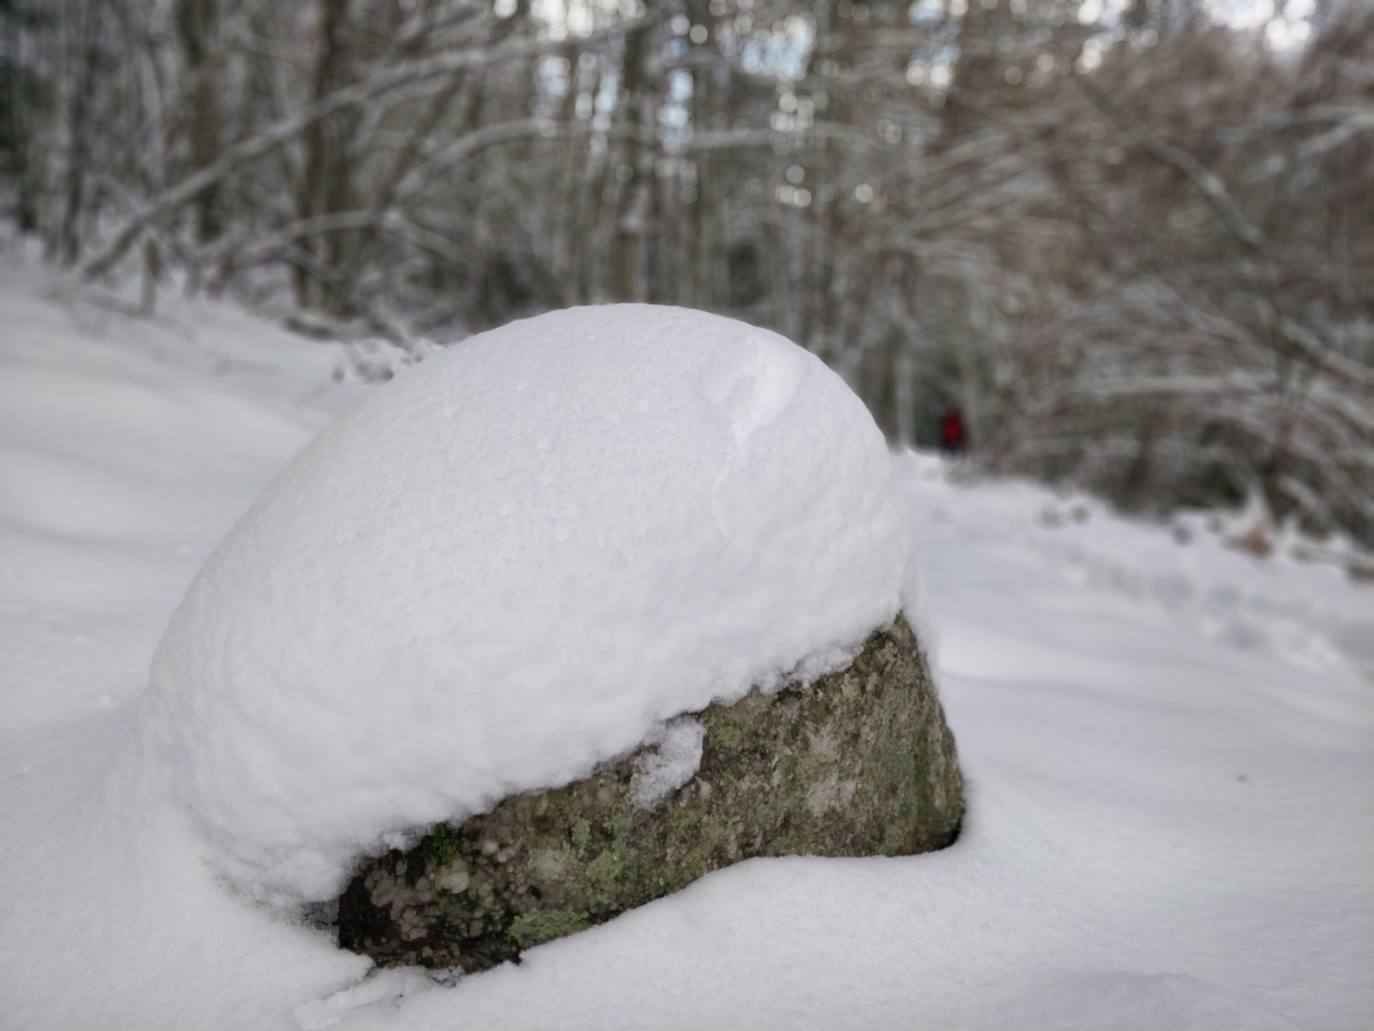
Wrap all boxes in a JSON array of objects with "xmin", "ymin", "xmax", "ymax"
[{"xmin": 141, "ymin": 305, "xmax": 907, "ymax": 904}]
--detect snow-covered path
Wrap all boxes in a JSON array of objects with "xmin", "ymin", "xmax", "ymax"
[
  {"xmin": 1, "ymin": 259, "xmax": 1371, "ymax": 1030},
  {"xmin": 905, "ymin": 466, "xmax": 1374, "ymax": 1029}
]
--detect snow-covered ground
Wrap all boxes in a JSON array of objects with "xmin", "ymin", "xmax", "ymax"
[{"xmin": 2, "ymin": 249, "xmax": 1372, "ymax": 1030}]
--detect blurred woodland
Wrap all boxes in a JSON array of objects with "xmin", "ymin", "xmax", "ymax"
[{"xmin": 2, "ymin": 0, "xmax": 1371, "ymax": 543}]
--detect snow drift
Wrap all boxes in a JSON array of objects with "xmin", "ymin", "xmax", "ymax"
[
  {"xmin": 4, "ymin": 263, "xmax": 1370, "ymax": 1031},
  {"xmin": 137, "ymin": 304, "xmax": 907, "ymax": 904}
]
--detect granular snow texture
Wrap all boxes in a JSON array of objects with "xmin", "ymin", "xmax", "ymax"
[
  {"xmin": 1, "ymin": 260, "xmax": 1370, "ymax": 1031},
  {"xmin": 139, "ymin": 304, "xmax": 906, "ymax": 904}
]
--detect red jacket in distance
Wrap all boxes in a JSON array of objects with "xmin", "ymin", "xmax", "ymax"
[{"xmin": 940, "ymin": 410, "xmax": 966, "ymax": 452}]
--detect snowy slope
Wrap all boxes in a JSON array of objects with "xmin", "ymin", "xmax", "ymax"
[{"xmin": 1, "ymin": 255, "xmax": 1371, "ymax": 1031}]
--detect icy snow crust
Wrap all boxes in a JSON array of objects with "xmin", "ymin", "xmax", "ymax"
[{"xmin": 140, "ymin": 304, "xmax": 906, "ymax": 903}]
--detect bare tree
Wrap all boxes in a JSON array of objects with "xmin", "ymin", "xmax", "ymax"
[{"xmin": 9, "ymin": 0, "xmax": 1371, "ymax": 542}]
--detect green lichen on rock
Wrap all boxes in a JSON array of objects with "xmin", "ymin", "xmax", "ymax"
[
  {"xmin": 336, "ymin": 615, "xmax": 962, "ymax": 972},
  {"xmin": 506, "ymin": 908, "xmax": 592, "ymax": 947}
]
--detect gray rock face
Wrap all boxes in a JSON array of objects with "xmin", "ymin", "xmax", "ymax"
[{"xmin": 336, "ymin": 615, "xmax": 962, "ymax": 972}]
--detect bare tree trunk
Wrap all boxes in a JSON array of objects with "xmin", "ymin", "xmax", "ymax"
[
  {"xmin": 3, "ymin": 7, "xmax": 42, "ymax": 235},
  {"xmin": 557, "ymin": 40, "xmax": 583, "ymax": 301},
  {"xmin": 609, "ymin": 21, "xmax": 651, "ymax": 302},
  {"xmin": 175, "ymin": 0, "xmax": 223, "ymax": 244},
  {"xmin": 141, "ymin": 237, "xmax": 160, "ymax": 316},
  {"xmin": 297, "ymin": 0, "xmax": 349, "ymax": 310},
  {"xmin": 686, "ymin": 59, "xmax": 708, "ymax": 308},
  {"xmin": 55, "ymin": 0, "xmax": 101, "ymax": 265}
]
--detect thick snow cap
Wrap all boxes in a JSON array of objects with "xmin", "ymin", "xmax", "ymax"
[{"xmin": 141, "ymin": 305, "xmax": 907, "ymax": 903}]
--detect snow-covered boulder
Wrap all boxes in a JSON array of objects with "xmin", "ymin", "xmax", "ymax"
[
  {"xmin": 139, "ymin": 304, "xmax": 960, "ymax": 914},
  {"xmin": 338, "ymin": 614, "xmax": 962, "ymax": 971}
]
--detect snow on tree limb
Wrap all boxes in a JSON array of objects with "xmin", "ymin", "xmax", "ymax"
[{"xmin": 67, "ymin": 11, "xmax": 659, "ymax": 286}]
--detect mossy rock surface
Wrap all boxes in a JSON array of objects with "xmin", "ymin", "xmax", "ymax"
[{"xmin": 336, "ymin": 615, "xmax": 962, "ymax": 972}]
